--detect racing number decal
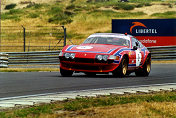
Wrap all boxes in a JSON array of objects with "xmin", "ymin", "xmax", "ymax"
[{"xmin": 135, "ymin": 49, "xmax": 142, "ymax": 66}]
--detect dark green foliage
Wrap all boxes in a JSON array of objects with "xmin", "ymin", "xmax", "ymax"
[
  {"xmin": 48, "ymin": 13, "xmax": 73, "ymax": 24},
  {"xmin": 66, "ymin": 4, "xmax": 75, "ymax": 10},
  {"xmin": 64, "ymin": 10, "xmax": 75, "ymax": 16},
  {"xmin": 135, "ymin": 2, "xmax": 152, "ymax": 8},
  {"xmin": 129, "ymin": 0, "xmax": 161, "ymax": 2},
  {"xmin": 71, "ymin": 0, "xmax": 76, "ymax": 3},
  {"xmin": 48, "ymin": 7, "xmax": 62, "ymax": 15},
  {"xmin": 28, "ymin": 13, "xmax": 40, "ymax": 18},
  {"xmin": 145, "ymin": 2, "xmax": 152, "ymax": 6},
  {"xmin": 113, "ymin": 3, "xmax": 135, "ymax": 10},
  {"xmin": 136, "ymin": 3, "xmax": 144, "ymax": 8},
  {"xmin": 5, "ymin": 3, "xmax": 16, "ymax": 10},
  {"xmin": 26, "ymin": 3, "xmax": 44, "ymax": 9},
  {"xmin": 48, "ymin": 6, "xmax": 74, "ymax": 24}
]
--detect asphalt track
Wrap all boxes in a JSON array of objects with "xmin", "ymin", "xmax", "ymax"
[{"xmin": 0, "ymin": 64, "xmax": 176, "ymax": 98}]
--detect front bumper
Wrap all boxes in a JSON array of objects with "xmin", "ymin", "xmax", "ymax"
[{"xmin": 59, "ymin": 57, "xmax": 119, "ymax": 72}]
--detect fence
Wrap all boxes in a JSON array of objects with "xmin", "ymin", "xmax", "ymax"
[
  {"xmin": 0, "ymin": 53, "xmax": 8, "ymax": 68},
  {"xmin": 2, "ymin": 46, "xmax": 175, "ymax": 67},
  {"xmin": 0, "ymin": 26, "xmax": 66, "ymax": 52}
]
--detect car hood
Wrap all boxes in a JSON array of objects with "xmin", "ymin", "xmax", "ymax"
[{"xmin": 64, "ymin": 44, "xmax": 126, "ymax": 56}]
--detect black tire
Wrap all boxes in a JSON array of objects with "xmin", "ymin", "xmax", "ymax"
[
  {"xmin": 60, "ymin": 68, "xmax": 73, "ymax": 77},
  {"xmin": 135, "ymin": 56, "xmax": 151, "ymax": 77},
  {"xmin": 112, "ymin": 57, "xmax": 128, "ymax": 77},
  {"xmin": 85, "ymin": 72, "xmax": 96, "ymax": 76}
]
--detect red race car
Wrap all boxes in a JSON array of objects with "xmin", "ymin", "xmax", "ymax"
[{"xmin": 59, "ymin": 33, "xmax": 151, "ymax": 77}]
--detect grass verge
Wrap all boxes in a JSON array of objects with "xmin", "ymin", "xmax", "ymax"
[
  {"xmin": 0, "ymin": 91, "xmax": 176, "ymax": 118},
  {"xmin": 151, "ymin": 11, "xmax": 176, "ymax": 18}
]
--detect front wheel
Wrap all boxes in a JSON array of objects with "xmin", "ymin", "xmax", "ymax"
[
  {"xmin": 60, "ymin": 68, "xmax": 73, "ymax": 77},
  {"xmin": 112, "ymin": 57, "xmax": 128, "ymax": 77},
  {"xmin": 135, "ymin": 56, "xmax": 151, "ymax": 77}
]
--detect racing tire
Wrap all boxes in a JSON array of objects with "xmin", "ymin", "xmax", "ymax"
[
  {"xmin": 85, "ymin": 72, "xmax": 96, "ymax": 76},
  {"xmin": 60, "ymin": 68, "xmax": 73, "ymax": 77},
  {"xmin": 135, "ymin": 56, "xmax": 151, "ymax": 77},
  {"xmin": 112, "ymin": 57, "xmax": 128, "ymax": 77}
]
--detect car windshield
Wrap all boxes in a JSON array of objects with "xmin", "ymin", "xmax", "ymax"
[{"xmin": 83, "ymin": 37, "xmax": 130, "ymax": 46}]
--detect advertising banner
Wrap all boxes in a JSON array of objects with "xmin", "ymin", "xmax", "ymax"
[{"xmin": 112, "ymin": 19, "xmax": 176, "ymax": 47}]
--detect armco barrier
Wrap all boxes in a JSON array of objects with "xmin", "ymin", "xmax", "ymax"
[
  {"xmin": 0, "ymin": 53, "xmax": 8, "ymax": 68},
  {"xmin": 7, "ymin": 51, "xmax": 60, "ymax": 65},
  {"xmin": 148, "ymin": 46, "xmax": 176, "ymax": 60},
  {"xmin": 4, "ymin": 46, "xmax": 176, "ymax": 66}
]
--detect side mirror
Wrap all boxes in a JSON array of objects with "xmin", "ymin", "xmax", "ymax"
[
  {"xmin": 133, "ymin": 46, "xmax": 138, "ymax": 50},
  {"xmin": 135, "ymin": 42, "xmax": 139, "ymax": 46}
]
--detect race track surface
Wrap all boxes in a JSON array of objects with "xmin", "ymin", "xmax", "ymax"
[{"xmin": 0, "ymin": 64, "xmax": 176, "ymax": 98}]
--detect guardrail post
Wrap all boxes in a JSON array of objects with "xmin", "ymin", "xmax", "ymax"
[
  {"xmin": 22, "ymin": 26, "xmax": 26, "ymax": 52},
  {"xmin": 0, "ymin": 53, "xmax": 8, "ymax": 68},
  {"xmin": 62, "ymin": 26, "xmax": 66, "ymax": 46}
]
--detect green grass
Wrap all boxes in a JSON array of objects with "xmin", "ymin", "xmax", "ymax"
[
  {"xmin": 0, "ymin": 91, "xmax": 176, "ymax": 118},
  {"xmin": 1, "ymin": 9, "xmax": 24, "ymax": 21},
  {"xmin": 89, "ymin": 10, "xmax": 146, "ymax": 18},
  {"xmin": 129, "ymin": 0, "xmax": 162, "ymax": 2},
  {"xmin": 151, "ymin": 11, "xmax": 176, "ymax": 18},
  {"xmin": 63, "ymin": 91, "xmax": 176, "ymax": 111},
  {"xmin": 27, "ymin": 13, "xmax": 40, "ymax": 18}
]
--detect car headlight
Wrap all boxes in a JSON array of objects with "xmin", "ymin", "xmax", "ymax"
[
  {"xmin": 70, "ymin": 53, "xmax": 75, "ymax": 59},
  {"xmin": 96, "ymin": 55, "xmax": 109, "ymax": 61},
  {"xmin": 102, "ymin": 55, "xmax": 108, "ymax": 61},
  {"xmin": 64, "ymin": 53, "xmax": 75, "ymax": 59},
  {"xmin": 65, "ymin": 53, "xmax": 70, "ymax": 59},
  {"xmin": 96, "ymin": 55, "xmax": 103, "ymax": 61}
]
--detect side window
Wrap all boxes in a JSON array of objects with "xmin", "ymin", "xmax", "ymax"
[
  {"xmin": 131, "ymin": 38, "xmax": 139, "ymax": 48},
  {"xmin": 132, "ymin": 37, "xmax": 143, "ymax": 48},
  {"xmin": 138, "ymin": 41, "xmax": 144, "ymax": 48}
]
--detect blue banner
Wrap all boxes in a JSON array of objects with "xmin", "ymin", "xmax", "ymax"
[{"xmin": 112, "ymin": 19, "xmax": 176, "ymax": 36}]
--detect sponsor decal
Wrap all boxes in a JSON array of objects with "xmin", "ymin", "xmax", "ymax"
[
  {"xmin": 139, "ymin": 39, "xmax": 157, "ymax": 44},
  {"xmin": 76, "ymin": 46, "xmax": 93, "ymax": 49},
  {"xmin": 130, "ymin": 22, "xmax": 157, "ymax": 34}
]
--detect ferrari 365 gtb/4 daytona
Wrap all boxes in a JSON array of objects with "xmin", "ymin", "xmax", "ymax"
[{"xmin": 59, "ymin": 33, "xmax": 151, "ymax": 77}]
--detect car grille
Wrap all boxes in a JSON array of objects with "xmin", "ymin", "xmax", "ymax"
[
  {"xmin": 75, "ymin": 58, "xmax": 95, "ymax": 63},
  {"xmin": 60, "ymin": 57, "xmax": 113, "ymax": 64}
]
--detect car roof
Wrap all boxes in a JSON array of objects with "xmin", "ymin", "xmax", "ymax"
[{"xmin": 88, "ymin": 33, "xmax": 133, "ymax": 40}]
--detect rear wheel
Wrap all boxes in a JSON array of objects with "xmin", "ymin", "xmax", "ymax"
[
  {"xmin": 112, "ymin": 57, "xmax": 128, "ymax": 77},
  {"xmin": 135, "ymin": 56, "xmax": 151, "ymax": 77},
  {"xmin": 60, "ymin": 68, "xmax": 73, "ymax": 77}
]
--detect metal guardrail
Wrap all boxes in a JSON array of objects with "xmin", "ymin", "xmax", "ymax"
[
  {"xmin": 147, "ymin": 46, "xmax": 176, "ymax": 60},
  {"xmin": 3, "ymin": 46, "xmax": 176, "ymax": 66},
  {"xmin": 0, "ymin": 53, "xmax": 8, "ymax": 68},
  {"xmin": 6, "ymin": 51, "xmax": 60, "ymax": 65}
]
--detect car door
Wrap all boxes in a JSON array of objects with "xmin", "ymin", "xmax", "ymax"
[{"xmin": 131, "ymin": 38, "xmax": 142, "ymax": 67}]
